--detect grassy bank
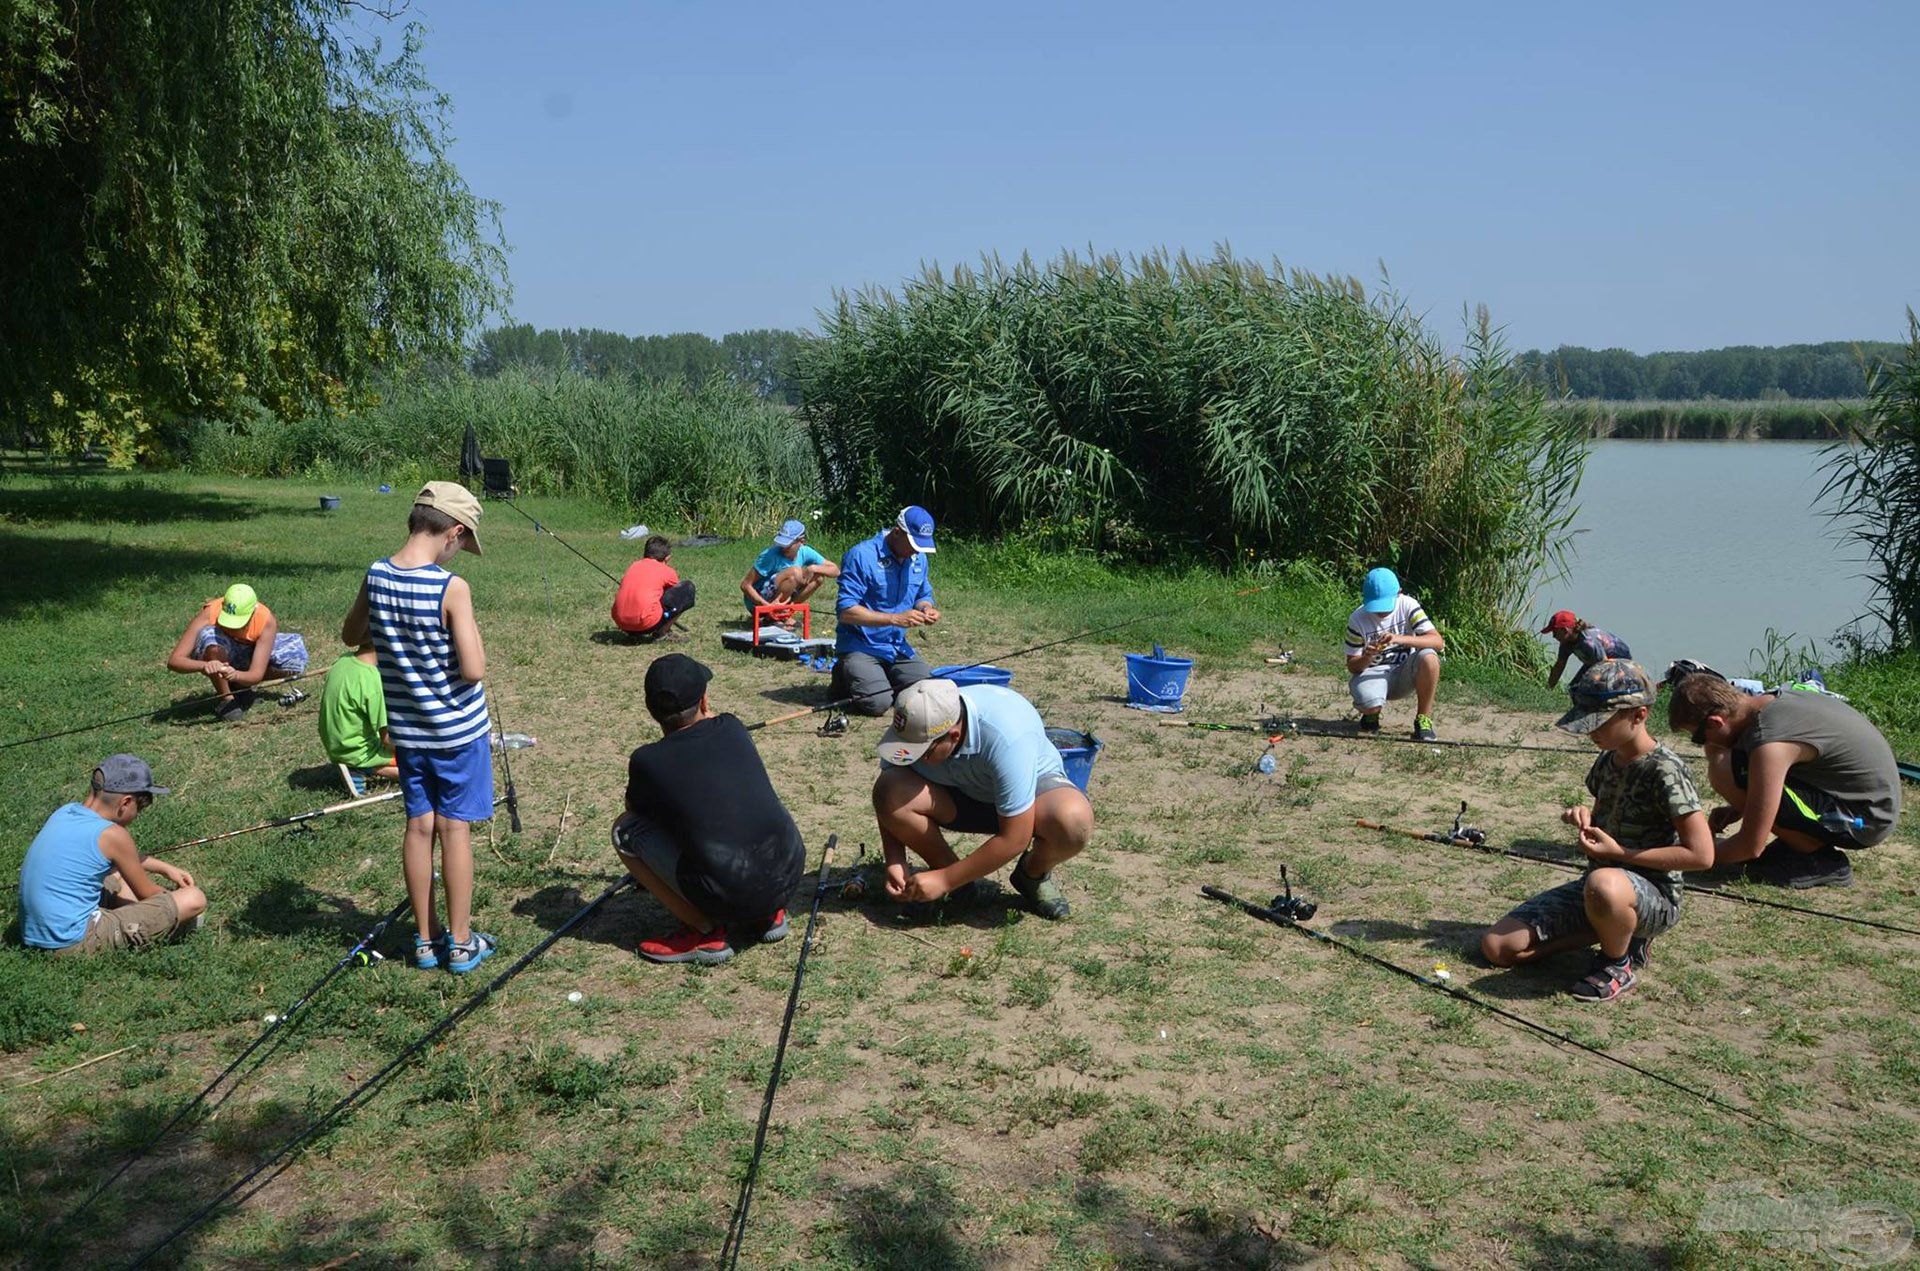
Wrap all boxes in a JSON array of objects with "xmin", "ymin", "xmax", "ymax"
[
  {"xmin": 1554, "ymin": 399, "xmax": 1868, "ymax": 441},
  {"xmin": 2, "ymin": 472, "xmax": 1915, "ymax": 1267}
]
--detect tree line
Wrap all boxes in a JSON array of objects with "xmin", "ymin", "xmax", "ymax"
[
  {"xmin": 469, "ymin": 325, "xmax": 806, "ymax": 405},
  {"xmin": 1516, "ymin": 341, "xmax": 1903, "ymax": 401}
]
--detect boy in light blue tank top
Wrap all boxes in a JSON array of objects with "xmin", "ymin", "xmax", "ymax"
[{"xmin": 343, "ymin": 482, "xmax": 498, "ymax": 974}]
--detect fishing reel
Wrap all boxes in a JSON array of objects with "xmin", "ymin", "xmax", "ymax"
[
  {"xmin": 1267, "ymin": 863, "xmax": 1317, "ymax": 922},
  {"xmin": 817, "ymin": 710, "xmax": 850, "ymax": 739},
  {"xmin": 1446, "ymin": 801, "xmax": 1488, "ymax": 847}
]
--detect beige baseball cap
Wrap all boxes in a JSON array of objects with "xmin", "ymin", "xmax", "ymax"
[
  {"xmin": 876, "ymin": 679, "xmax": 964, "ymax": 765},
  {"xmin": 415, "ymin": 481, "xmax": 483, "ymax": 554}
]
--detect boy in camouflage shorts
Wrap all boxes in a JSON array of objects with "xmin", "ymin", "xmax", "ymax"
[{"xmin": 1481, "ymin": 661, "xmax": 1714, "ymax": 1002}]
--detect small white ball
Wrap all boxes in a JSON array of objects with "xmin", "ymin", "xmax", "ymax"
[
  {"xmin": 567, "ymin": 991, "xmax": 583, "ymax": 1003},
  {"xmin": 264, "ymin": 1013, "xmax": 279, "ymax": 1023}
]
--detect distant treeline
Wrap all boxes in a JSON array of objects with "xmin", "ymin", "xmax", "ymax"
[
  {"xmin": 469, "ymin": 324, "xmax": 805, "ymax": 404},
  {"xmin": 1517, "ymin": 341, "xmax": 1903, "ymax": 401},
  {"xmin": 1553, "ymin": 398, "xmax": 1869, "ymax": 441}
]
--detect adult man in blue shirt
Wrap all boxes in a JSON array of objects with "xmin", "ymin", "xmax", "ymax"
[
  {"xmin": 872, "ymin": 678, "xmax": 1094, "ymax": 920},
  {"xmin": 834, "ymin": 505, "xmax": 940, "ymax": 716}
]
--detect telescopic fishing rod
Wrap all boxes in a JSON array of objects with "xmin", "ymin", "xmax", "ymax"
[
  {"xmin": 1353, "ymin": 811, "xmax": 1920, "ymax": 938},
  {"xmin": 0, "ymin": 666, "xmax": 333, "ymax": 753},
  {"xmin": 164, "ymin": 791, "xmax": 401, "ymax": 853},
  {"xmin": 500, "ymin": 497, "xmax": 622, "ymax": 585},
  {"xmin": 719, "ymin": 835, "xmax": 839, "ymax": 1270},
  {"xmin": 126, "ymin": 875, "xmax": 636, "ymax": 1269},
  {"xmin": 490, "ymin": 703, "xmax": 525, "ymax": 835},
  {"xmin": 1200, "ymin": 880, "xmax": 1842, "ymax": 1160},
  {"xmin": 66, "ymin": 891, "xmax": 416, "ymax": 1224}
]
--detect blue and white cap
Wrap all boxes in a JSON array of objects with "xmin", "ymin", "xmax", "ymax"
[
  {"xmin": 895, "ymin": 505, "xmax": 936, "ymax": 554},
  {"xmin": 773, "ymin": 518, "xmax": 806, "ymax": 548}
]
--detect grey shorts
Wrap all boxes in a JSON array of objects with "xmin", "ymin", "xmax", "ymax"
[
  {"xmin": 937, "ymin": 772, "xmax": 1084, "ymax": 835},
  {"xmin": 1505, "ymin": 872, "xmax": 1681, "ymax": 945},
  {"xmin": 612, "ymin": 815, "xmax": 686, "ymax": 899},
  {"xmin": 1349, "ymin": 649, "xmax": 1436, "ymax": 710},
  {"xmin": 834, "ymin": 650, "xmax": 931, "ymax": 716}
]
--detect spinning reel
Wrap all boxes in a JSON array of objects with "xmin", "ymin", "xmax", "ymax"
[
  {"xmin": 1443, "ymin": 801, "xmax": 1487, "ymax": 847},
  {"xmin": 1267, "ymin": 863, "xmax": 1317, "ymax": 922}
]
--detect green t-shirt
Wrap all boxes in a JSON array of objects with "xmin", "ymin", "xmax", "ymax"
[{"xmin": 319, "ymin": 654, "xmax": 389, "ymax": 769}]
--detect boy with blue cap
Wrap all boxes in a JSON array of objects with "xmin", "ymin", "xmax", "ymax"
[
  {"xmin": 1343, "ymin": 567, "xmax": 1445, "ymax": 742},
  {"xmin": 740, "ymin": 518, "xmax": 840, "ymax": 614},
  {"xmin": 833, "ymin": 505, "xmax": 940, "ymax": 716}
]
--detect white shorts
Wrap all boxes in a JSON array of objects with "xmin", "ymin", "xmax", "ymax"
[{"xmin": 1349, "ymin": 648, "xmax": 1437, "ymax": 710}]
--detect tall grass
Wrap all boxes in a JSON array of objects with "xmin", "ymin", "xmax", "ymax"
[
  {"xmin": 1558, "ymin": 398, "xmax": 1868, "ymax": 441},
  {"xmin": 184, "ymin": 367, "xmax": 818, "ymax": 532},
  {"xmin": 1821, "ymin": 311, "xmax": 1920, "ymax": 651},
  {"xmin": 799, "ymin": 249, "xmax": 1585, "ymax": 658}
]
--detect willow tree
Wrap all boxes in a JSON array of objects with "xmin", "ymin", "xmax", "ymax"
[{"xmin": 0, "ymin": 1, "xmax": 508, "ymax": 463}]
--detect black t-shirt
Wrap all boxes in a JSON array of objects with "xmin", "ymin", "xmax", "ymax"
[{"xmin": 624, "ymin": 714, "xmax": 806, "ymax": 922}]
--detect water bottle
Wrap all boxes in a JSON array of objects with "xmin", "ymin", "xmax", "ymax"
[
  {"xmin": 1818, "ymin": 810, "xmax": 1864, "ymax": 837},
  {"xmin": 494, "ymin": 732, "xmax": 537, "ymax": 751},
  {"xmin": 1255, "ymin": 752, "xmax": 1277, "ymax": 775},
  {"xmin": 1729, "ymin": 677, "xmax": 1765, "ymax": 696}
]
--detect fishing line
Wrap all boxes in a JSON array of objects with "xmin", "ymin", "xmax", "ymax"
[
  {"xmin": 501, "ymin": 497, "xmax": 622, "ymax": 585},
  {"xmin": 1163, "ymin": 717, "xmax": 1593, "ymax": 756},
  {"xmin": 0, "ymin": 666, "xmax": 333, "ymax": 753},
  {"xmin": 66, "ymin": 892, "xmax": 415, "ymax": 1223},
  {"xmin": 719, "ymin": 835, "xmax": 839, "ymax": 1270},
  {"xmin": 1201, "ymin": 883, "xmax": 1843, "ymax": 1160},
  {"xmin": 1354, "ymin": 817, "xmax": 1920, "ymax": 937},
  {"xmin": 126, "ymin": 876, "xmax": 635, "ymax": 1269}
]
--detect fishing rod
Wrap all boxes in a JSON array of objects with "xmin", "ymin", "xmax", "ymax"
[
  {"xmin": 719, "ymin": 835, "xmax": 839, "ymax": 1270},
  {"xmin": 162, "ymin": 791, "xmax": 401, "ymax": 854},
  {"xmin": 66, "ymin": 891, "xmax": 415, "ymax": 1223},
  {"xmin": 490, "ymin": 706, "xmax": 525, "ymax": 835},
  {"xmin": 0, "ymin": 666, "xmax": 332, "ymax": 753},
  {"xmin": 1161, "ymin": 716, "xmax": 1591, "ymax": 756},
  {"xmin": 126, "ymin": 875, "xmax": 635, "ymax": 1269},
  {"xmin": 500, "ymin": 498, "xmax": 622, "ymax": 585},
  {"xmin": 1354, "ymin": 808, "xmax": 1920, "ymax": 938},
  {"xmin": 1200, "ymin": 878, "xmax": 1840, "ymax": 1159}
]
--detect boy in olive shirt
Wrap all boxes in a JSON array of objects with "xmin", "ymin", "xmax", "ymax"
[
  {"xmin": 1482, "ymin": 662, "xmax": 1714, "ymax": 1002},
  {"xmin": 1667, "ymin": 673, "xmax": 1902, "ymax": 889},
  {"xmin": 319, "ymin": 642, "xmax": 397, "ymax": 795}
]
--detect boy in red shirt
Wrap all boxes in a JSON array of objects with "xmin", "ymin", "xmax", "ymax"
[{"xmin": 612, "ymin": 536, "xmax": 696, "ymax": 641}]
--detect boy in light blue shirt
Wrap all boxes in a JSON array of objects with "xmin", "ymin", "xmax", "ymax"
[
  {"xmin": 872, "ymin": 679, "xmax": 1094, "ymax": 920},
  {"xmin": 740, "ymin": 518, "xmax": 839, "ymax": 614}
]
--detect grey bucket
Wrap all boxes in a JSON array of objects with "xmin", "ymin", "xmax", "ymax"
[{"xmin": 319, "ymin": 495, "xmax": 341, "ymax": 511}]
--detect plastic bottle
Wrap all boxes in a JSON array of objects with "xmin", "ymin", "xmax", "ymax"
[
  {"xmin": 1255, "ymin": 752, "xmax": 1277, "ymax": 775},
  {"xmin": 494, "ymin": 732, "xmax": 537, "ymax": 751},
  {"xmin": 1818, "ymin": 810, "xmax": 1864, "ymax": 837}
]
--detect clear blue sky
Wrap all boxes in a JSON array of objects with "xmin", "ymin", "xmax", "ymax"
[{"xmin": 410, "ymin": 1, "xmax": 1919, "ymax": 352}]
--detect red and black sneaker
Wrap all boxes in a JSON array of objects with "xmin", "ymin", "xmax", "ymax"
[
  {"xmin": 638, "ymin": 925, "xmax": 733, "ymax": 965},
  {"xmin": 1569, "ymin": 953, "xmax": 1636, "ymax": 1003},
  {"xmin": 759, "ymin": 910, "xmax": 790, "ymax": 943}
]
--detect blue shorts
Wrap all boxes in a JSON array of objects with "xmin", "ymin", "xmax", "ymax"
[{"xmin": 397, "ymin": 735, "xmax": 495, "ymax": 822}]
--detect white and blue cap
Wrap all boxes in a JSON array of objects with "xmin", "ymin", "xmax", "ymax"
[
  {"xmin": 895, "ymin": 505, "xmax": 936, "ymax": 554},
  {"xmin": 1362, "ymin": 566, "xmax": 1400, "ymax": 614},
  {"xmin": 773, "ymin": 518, "xmax": 806, "ymax": 548}
]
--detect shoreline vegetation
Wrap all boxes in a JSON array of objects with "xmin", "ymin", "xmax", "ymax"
[{"xmin": 1551, "ymin": 398, "xmax": 1867, "ymax": 441}]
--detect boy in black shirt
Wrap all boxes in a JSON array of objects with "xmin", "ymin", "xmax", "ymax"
[{"xmin": 613, "ymin": 654, "xmax": 807, "ymax": 964}]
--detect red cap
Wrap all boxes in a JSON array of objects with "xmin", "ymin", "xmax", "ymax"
[{"xmin": 1541, "ymin": 610, "xmax": 1578, "ymax": 635}]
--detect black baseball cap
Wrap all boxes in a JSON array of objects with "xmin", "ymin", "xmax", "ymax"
[{"xmin": 644, "ymin": 654, "xmax": 713, "ymax": 717}]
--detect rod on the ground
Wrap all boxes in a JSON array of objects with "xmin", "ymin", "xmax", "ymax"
[
  {"xmin": 1199, "ymin": 883, "xmax": 1837, "ymax": 1157},
  {"xmin": 0, "ymin": 665, "xmax": 333, "ymax": 753},
  {"xmin": 126, "ymin": 876, "xmax": 635, "ymax": 1269},
  {"xmin": 65, "ymin": 892, "xmax": 415, "ymax": 1222},
  {"xmin": 719, "ymin": 834, "xmax": 839, "ymax": 1270},
  {"xmin": 164, "ymin": 791, "xmax": 402, "ymax": 853}
]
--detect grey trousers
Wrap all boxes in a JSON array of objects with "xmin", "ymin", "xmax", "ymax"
[{"xmin": 835, "ymin": 651, "xmax": 931, "ymax": 716}]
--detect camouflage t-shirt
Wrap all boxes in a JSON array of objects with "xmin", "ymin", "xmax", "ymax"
[{"xmin": 1584, "ymin": 743, "xmax": 1702, "ymax": 895}]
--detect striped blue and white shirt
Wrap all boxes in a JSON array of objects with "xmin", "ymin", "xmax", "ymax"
[{"xmin": 365, "ymin": 559, "xmax": 490, "ymax": 751}]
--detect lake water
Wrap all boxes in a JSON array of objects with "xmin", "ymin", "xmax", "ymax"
[{"xmin": 1538, "ymin": 441, "xmax": 1878, "ymax": 678}]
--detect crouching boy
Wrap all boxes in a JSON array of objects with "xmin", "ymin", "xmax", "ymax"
[
  {"xmin": 614, "ymin": 655, "xmax": 806, "ymax": 965},
  {"xmin": 1481, "ymin": 662, "xmax": 1712, "ymax": 1002}
]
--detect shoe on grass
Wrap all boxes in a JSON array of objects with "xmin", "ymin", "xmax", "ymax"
[
  {"xmin": 759, "ymin": 909, "xmax": 790, "ymax": 943},
  {"xmin": 1569, "ymin": 952, "xmax": 1636, "ymax": 1003},
  {"xmin": 1412, "ymin": 714, "xmax": 1438, "ymax": 743},
  {"xmin": 213, "ymin": 696, "xmax": 249, "ymax": 723},
  {"xmin": 1746, "ymin": 840, "xmax": 1853, "ymax": 889},
  {"xmin": 1009, "ymin": 853, "xmax": 1070, "ymax": 920},
  {"xmin": 337, "ymin": 763, "xmax": 367, "ymax": 796},
  {"xmin": 446, "ymin": 931, "xmax": 497, "ymax": 974},
  {"xmin": 411, "ymin": 933, "xmax": 444, "ymax": 971},
  {"xmin": 1358, "ymin": 712, "xmax": 1381, "ymax": 734},
  {"xmin": 638, "ymin": 924, "xmax": 733, "ymax": 965}
]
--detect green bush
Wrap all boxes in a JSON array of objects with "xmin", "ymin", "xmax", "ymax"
[
  {"xmin": 798, "ymin": 249, "xmax": 1584, "ymax": 656},
  {"xmin": 1822, "ymin": 312, "xmax": 1920, "ymax": 651},
  {"xmin": 186, "ymin": 367, "xmax": 819, "ymax": 533}
]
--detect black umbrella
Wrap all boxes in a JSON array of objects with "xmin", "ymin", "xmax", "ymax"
[{"xmin": 459, "ymin": 422, "xmax": 483, "ymax": 483}]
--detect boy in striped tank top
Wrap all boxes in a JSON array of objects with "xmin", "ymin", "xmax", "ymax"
[{"xmin": 343, "ymin": 482, "xmax": 498, "ymax": 974}]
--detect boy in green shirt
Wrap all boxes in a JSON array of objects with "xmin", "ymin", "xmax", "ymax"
[{"xmin": 319, "ymin": 643, "xmax": 397, "ymax": 795}]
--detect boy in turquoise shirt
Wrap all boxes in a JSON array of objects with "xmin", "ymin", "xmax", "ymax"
[
  {"xmin": 741, "ymin": 518, "xmax": 839, "ymax": 613},
  {"xmin": 319, "ymin": 642, "xmax": 397, "ymax": 795}
]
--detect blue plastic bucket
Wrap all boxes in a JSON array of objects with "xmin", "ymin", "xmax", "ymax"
[
  {"xmin": 1124, "ymin": 646, "xmax": 1192, "ymax": 712},
  {"xmin": 933, "ymin": 663, "xmax": 1014, "ymax": 688},
  {"xmin": 318, "ymin": 495, "xmax": 341, "ymax": 511},
  {"xmin": 1046, "ymin": 726, "xmax": 1103, "ymax": 793}
]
